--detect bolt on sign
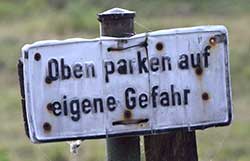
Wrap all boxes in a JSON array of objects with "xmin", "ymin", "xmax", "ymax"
[{"xmin": 18, "ymin": 26, "xmax": 232, "ymax": 143}]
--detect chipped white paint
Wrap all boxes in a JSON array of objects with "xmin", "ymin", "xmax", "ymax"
[{"xmin": 21, "ymin": 26, "xmax": 232, "ymax": 143}]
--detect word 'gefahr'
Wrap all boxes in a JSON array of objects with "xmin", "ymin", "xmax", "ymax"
[{"xmin": 49, "ymin": 84, "xmax": 190, "ymax": 121}]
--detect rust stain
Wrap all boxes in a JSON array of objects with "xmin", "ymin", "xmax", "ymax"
[
  {"xmin": 47, "ymin": 103, "xmax": 53, "ymax": 113},
  {"xmin": 202, "ymin": 92, "xmax": 210, "ymax": 101},
  {"xmin": 34, "ymin": 52, "xmax": 41, "ymax": 61},
  {"xmin": 156, "ymin": 42, "xmax": 164, "ymax": 51},
  {"xmin": 139, "ymin": 122, "xmax": 147, "ymax": 128},
  {"xmin": 43, "ymin": 122, "xmax": 52, "ymax": 133},
  {"xmin": 195, "ymin": 67, "xmax": 203, "ymax": 76},
  {"xmin": 209, "ymin": 37, "xmax": 217, "ymax": 47},
  {"xmin": 194, "ymin": 66, "xmax": 203, "ymax": 82},
  {"xmin": 45, "ymin": 76, "xmax": 52, "ymax": 84},
  {"xmin": 124, "ymin": 110, "xmax": 132, "ymax": 119}
]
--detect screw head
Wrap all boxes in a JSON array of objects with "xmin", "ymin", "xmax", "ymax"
[
  {"xmin": 209, "ymin": 37, "xmax": 216, "ymax": 46},
  {"xmin": 156, "ymin": 42, "xmax": 164, "ymax": 51},
  {"xmin": 43, "ymin": 122, "xmax": 52, "ymax": 132},
  {"xmin": 47, "ymin": 103, "xmax": 53, "ymax": 112},
  {"xmin": 45, "ymin": 76, "xmax": 52, "ymax": 84},
  {"xmin": 202, "ymin": 92, "xmax": 209, "ymax": 101},
  {"xmin": 124, "ymin": 110, "xmax": 132, "ymax": 119},
  {"xmin": 195, "ymin": 67, "xmax": 203, "ymax": 76},
  {"xmin": 34, "ymin": 53, "xmax": 41, "ymax": 61}
]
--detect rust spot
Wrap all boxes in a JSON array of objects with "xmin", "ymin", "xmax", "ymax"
[
  {"xmin": 45, "ymin": 76, "xmax": 52, "ymax": 84},
  {"xmin": 43, "ymin": 122, "xmax": 51, "ymax": 132},
  {"xmin": 139, "ymin": 123, "xmax": 145, "ymax": 128},
  {"xmin": 209, "ymin": 37, "xmax": 217, "ymax": 46},
  {"xmin": 202, "ymin": 92, "xmax": 209, "ymax": 101},
  {"xmin": 47, "ymin": 103, "xmax": 53, "ymax": 112},
  {"xmin": 195, "ymin": 67, "xmax": 203, "ymax": 76},
  {"xmin": 124, "ymin": 110, "xmax": 132, "ymax": 119},
  {"xmin": 107, "ymin": 47, "xmax": 112, "ymax": 52},
  {"xmin": 34, "ymin": 53, "xmax": 41, "ymax": 61},
  {"xmin": 156, "ymin": 42, "xmax": 163, "ymax": 51}
]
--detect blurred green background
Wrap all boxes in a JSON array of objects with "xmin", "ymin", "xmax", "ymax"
[{"xmin": 0, "ymin": 0, "xmax": 249, "ymax": 161}]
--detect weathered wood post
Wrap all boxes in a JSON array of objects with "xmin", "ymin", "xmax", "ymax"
[
  {"xmin": 97, "ymin": 8, "xmax": 141, "ymax": 161},
  {"xmin": 144, "ymin": 130, "xmax": 198, "ymax": 161}
]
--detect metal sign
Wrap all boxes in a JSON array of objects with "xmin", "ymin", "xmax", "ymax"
[{"xmin": 19, "ymin": 26, "xmax": 232, "ymax": 143}]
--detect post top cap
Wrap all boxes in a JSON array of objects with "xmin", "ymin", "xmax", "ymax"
[
  {"xmin": 99, "ymin": 8, "xmax": 135, "ymax": 15},
  {"xmin": 97, "ymin": 8, "xmax": 135, "ymax": 21}
]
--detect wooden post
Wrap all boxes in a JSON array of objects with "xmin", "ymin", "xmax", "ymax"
[
  {"xmin": 144, "ymin": 129, "xmax": 198, "ymax": 161},
  {"xmin": 97, "ymin": 8, "xmax": 141, "ymax": 161}
]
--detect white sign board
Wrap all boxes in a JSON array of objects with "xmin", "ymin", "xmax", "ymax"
[{"xmin": 20, "ymin": 26, "xmax": 232, "ymax": 143}]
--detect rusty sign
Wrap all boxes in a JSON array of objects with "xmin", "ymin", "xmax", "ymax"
[{"xmin": 19, "ymin": 26, "xmax": 232, "ymax": 143}]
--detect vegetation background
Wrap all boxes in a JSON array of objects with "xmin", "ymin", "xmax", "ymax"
[{"xmin": 0, "ymin": 0, "xmax": 249, "ymax": 161}]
